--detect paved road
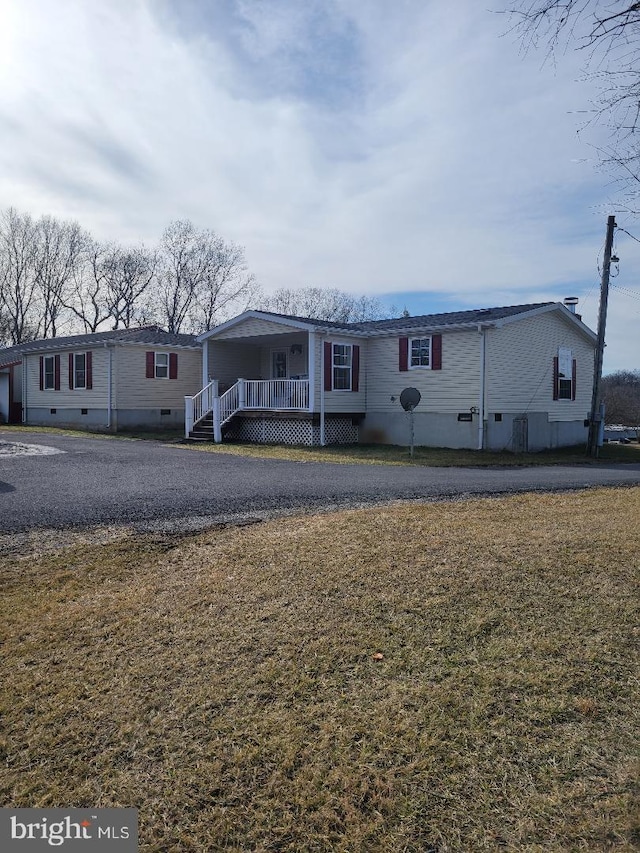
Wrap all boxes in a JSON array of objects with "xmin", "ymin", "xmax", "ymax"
[{"xmin": 1, "ymin": 431, "xmax": 640, "ymax": 534}]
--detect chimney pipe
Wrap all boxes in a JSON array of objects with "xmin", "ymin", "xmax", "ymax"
[{"xmin": 563, "ymin": 296, "xmax": 579, "ymax": 314}]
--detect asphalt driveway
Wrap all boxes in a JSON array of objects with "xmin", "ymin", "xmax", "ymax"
[{"xmin": 1, "ymin": 431, "xmax": 640, "ymax": 534}]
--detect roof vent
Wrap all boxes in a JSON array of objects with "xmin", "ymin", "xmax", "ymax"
[{"xmin": 563, "ymin": 297, "xmax": 579, "ymax": 314}]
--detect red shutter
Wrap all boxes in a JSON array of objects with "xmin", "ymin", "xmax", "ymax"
[
  {"xmin": 69, "ymin": 353, "xmax": 74, "ymax": 389},
  {"xmin": 324, "ymin": 342, "xmax": 332, "ymax": 391},
  {"xmin": 169, "ymin": 352, "xmax": 178, "ymax": 380},
  {"xmin": 431, "ymin": 334, "xmax": 442, "ymax": 370},
  {"xmin": 571, "ymin": 358, "xmax": 576, "ymax": 401},
  {"xmin": 39, "ymin": 356, "xmax": 44, "ymax": 391},
  {"xmin": 146, "ymin": 351, "xmax": 155, "ymax": 379},
  {"xmin": 86, "ymin": 351, "xmax": 92, "ymax": 389},
  {"xmin": 352, "ymin": 345, "xmax": 360, "ymax": 392},
  {"xmin": 54, "ymin": 355, "xmax": 61, "ymax": 391},
  {"xmin": 552, "ymin": 356, "xmax": 559, "ymax": 400},
  {"xmin": 399, "ymin": 337, "xmax": 408, "ymax": 372}
]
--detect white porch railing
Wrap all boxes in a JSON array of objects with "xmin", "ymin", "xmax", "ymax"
[
  {"xmin": 185, "ymin": 379, "xmax": 218, "ymax": 436},
  {"xmin": 219, "ymin": 382, "xmax": 240, "ymax": 425},
  {"xmin": 185, "ymin": 378, "xmax": 310, "ymax": 441},
  {"xmin": 244, "ymin": 379, "xmax": 309, "ymax": 410}
]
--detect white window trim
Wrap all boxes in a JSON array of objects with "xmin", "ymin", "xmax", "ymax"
[
  {"xmin": 73, "ymin": 352, "xmax": 87, "ymax": 390},
  {"xmin": 155, "ymin": 352, "xmax": 169, "ymax": 379},
  {"xmin": 332, "ymin": 343, "xmax": 352, "ymax": 391},
  {"xmin": 43, "ymin": 355, "xmax": 55, "ymax": 390},
  {"xmin": 557, "ymin": 347, "xmax": 573, "ymax": 401},
  {"xmin": 409, "ymin": 336, "xmax": 432, "ymax": 370}
]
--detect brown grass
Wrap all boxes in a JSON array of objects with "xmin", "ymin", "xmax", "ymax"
[
  {"xmin": 1, "ymin": 488, "xmax": 639, "ymax": 851},
  {"xmin": 3, "ymin": 424, "xmax": 639, "ymax": 465},
  {"xmin": 177, "ymin": 439, "xmax": 640, "ymax": 467}
]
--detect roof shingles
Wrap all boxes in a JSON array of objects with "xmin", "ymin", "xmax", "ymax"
[{"xmin": 0, "ymin": 327, "xmax": 198, "ymax": 367}]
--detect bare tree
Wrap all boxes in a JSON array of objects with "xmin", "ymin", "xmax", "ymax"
[
  {"xmin": 35, "ymin": 216, "xmax": 87, "ymax": 338},
  {"xmin": 194, "ymin": 237, "xmax": 258, "ymax": 330},
  {"xmin": 602, "ymin": 369, "xmax": 640, "ymax": 424},
  {"xmin": 504, "ymin": 2, "xmax": 640, "ymax": 207},
  {"xmin": 63, "ymin": 240, "xmax": 113, "ymax": 334},
  {"xmin": 259, "ymin": 286, "xmax": 387, "ymax": 323},
  {"xmin": 99, "ymin": 243, "xmax": 157, "ymax": 329},
  {"xmin": 155, "ymin": 220, "xmax": 257, "ymax": 334},
  {"xmin": 0, "ymin": 208, "xmax": 41, "ymax": 344}
]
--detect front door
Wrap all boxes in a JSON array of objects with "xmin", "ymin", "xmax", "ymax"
[{"xmin": 271, "ymin": 350, "xmax": 288, "ymax": 379}]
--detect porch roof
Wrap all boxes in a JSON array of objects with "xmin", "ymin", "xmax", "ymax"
[{"xmin": 196, "ymin": 310, "xmax": 360, "ymax": 343}]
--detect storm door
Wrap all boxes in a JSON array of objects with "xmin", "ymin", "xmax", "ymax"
[{"xmin": 271, "ymin": 350, "xmax": 288, "ymax": 379}]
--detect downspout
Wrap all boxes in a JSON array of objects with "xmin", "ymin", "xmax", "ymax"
[
  {"xmin": 22, "ymin": 357, "xmax": 27, "ymax": 424},
  {"xmin": 105, "ymin": 343, "xmax": 112, "ymax": 430},
  {"xmin": 478, "ymin": 325, "xmax": 486, "ymax": 451}
]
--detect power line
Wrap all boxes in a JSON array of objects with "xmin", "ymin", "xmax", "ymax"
[
  {"xmin": 611, "ymin": 282, "xmax": 640, "ymax": 301},
  {"xmin": 616, "ymin": 226, "xmax": 640, "ymax": 245}
]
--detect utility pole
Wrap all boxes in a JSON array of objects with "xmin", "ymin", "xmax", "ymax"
[{"xmin": 587, "ymin": 215, "xmax": 616, "ymax": 457}]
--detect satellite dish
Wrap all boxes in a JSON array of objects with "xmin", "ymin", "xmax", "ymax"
[{"xmin": 400, "ymin": 387, "xmax": 421, "ymax": 412}]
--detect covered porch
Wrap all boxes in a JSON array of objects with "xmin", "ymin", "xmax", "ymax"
[
  {"xmin": 185, "ymin": 321, "xmax": 321, "ymax": 442},
  {"xmin": 185, "ymin": 310, "xmax": 363, "ymax": 446}
]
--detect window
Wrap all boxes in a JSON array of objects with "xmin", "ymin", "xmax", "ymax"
[
  {"xmin": 554, "ymin": 347, "xmax": 575, "ymax": 401},
  {"xmin": 410, "ymin": 337, "xmax": 431, "ymax": 368},
  {"xmin": 43, "ymin": 356, "xmax": 55, "ymax": 390},
  {"xmin": 332, "ymin": 344, "xmax": 352, "ymax": 390},
  {"xmin": 68, "ymin": 351, "xmax": 92, "ymax": 390},
  {"xmin": 400, "ymin": 335, "xmax": 442, "ymax": 372},
  {"xmin": 558, "ymin": 377, "xmax": 572, "ymax": 399},
  {"xmin": 155, "ymin": 353, "xmax": 169, "ymax": 379},
  {"xmin": 74, "ymin": 353, "xmax": 86, "ymax": 389},
  {"xmin": 145, "ymin": 351, "xmax": 178, "ymax": 379}
]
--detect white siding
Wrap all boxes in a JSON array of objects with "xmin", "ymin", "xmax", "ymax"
[
  {"xmin": 214, "ymin": 317, "xmax": 301, "ymax": 340},
  {"xmin": 486, "ymin": 313, "xmax": 594, "ymax": 420},
  {"xmin": 115, "ymin": 345, "xmax": 202, "ymax": 408},
  {"xmin": 26, "ymin": 348, "xmax": 109, "ymax": 408},
  {"xmin": 366, "ymin": 329, "xmax": 481, "ymax": 413}
]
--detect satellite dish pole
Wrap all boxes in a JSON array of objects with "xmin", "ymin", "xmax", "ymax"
[{"xmin": 399, "ymin": 387, "xmax": 421, "ymax": 458}]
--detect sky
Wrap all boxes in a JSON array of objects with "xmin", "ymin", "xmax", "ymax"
[{"xmin": 0, "ymin": 0, "xmax": 638, "ymax": 372}]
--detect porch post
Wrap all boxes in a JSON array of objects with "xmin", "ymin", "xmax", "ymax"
[
  {"xmin": 185, "ymin": 396, "xmax": 194, "ymax": 438},
  {"xmin": 237, "ymin": 378, "xmax": 245, "ymax": 410},
  {"xmin": 202, "ymin": 341, "xmax": 209, "ymax": 387},
  {"xmin": 319, "ymin": 335, "xmax": 326, "ymax": 446},
  {"xmin": 213, "ymin": 396, "xmax": 222, "ymax": 443},
  {"xmin": 307, "ymin": 332, "xmax": 315, "ymax": 412}
]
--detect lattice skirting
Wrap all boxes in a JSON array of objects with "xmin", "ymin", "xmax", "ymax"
[{"xmin": 225, "ymin": 416, "xmax": 358, "ymax": 446}]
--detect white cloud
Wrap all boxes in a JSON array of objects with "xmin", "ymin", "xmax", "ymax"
[{"xmin": 0, "ymin": 0, "xmax": 636, "ymax": 369}]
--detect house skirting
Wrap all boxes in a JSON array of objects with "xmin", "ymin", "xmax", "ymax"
[
  {"xmin": 24, "ymin": 407, "xmax": 185, "ymax": 431},
  {"xmin": 224, "ymin": 412, "xmax": 361, "ymax": 446},
  {"xmin": 359, "ymin": 411, "xmax": 589, "ymax": 452}
]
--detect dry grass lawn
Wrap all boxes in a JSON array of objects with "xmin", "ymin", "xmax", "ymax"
[
  {"xmin": 3, "ymin": 423, "xmax": 640, "ymax": 467},
  {"xmin": 1, "ymin": 488, "xmax": 639, "ymax": 851}
]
